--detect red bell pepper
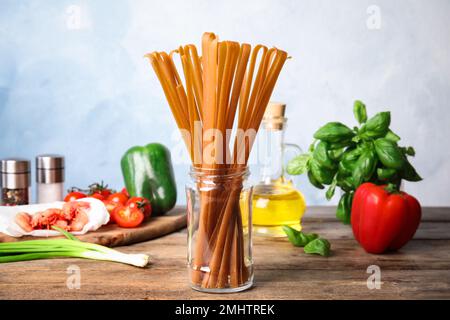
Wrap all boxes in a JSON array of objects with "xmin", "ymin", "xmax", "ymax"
[{"xmin": 351, "ymin": 182, "xmax": 421, "ymax": 254}]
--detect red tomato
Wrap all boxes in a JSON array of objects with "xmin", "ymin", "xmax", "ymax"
[
  {"xmin": 101, "ymin": 189, "xmax": 112, "ymax": 198},
  {"xmin": 89, "ymin": 193, "xmax": 105, "ymax": 201},
  {"xmin": 92, "ymin": 190, "xmax": 111, "ymax": 199},
  {"xmin": 64, "ymin": 192, "xmax": 86, "ymax": 202},
  {"xmin": 121, "ymin": 188, "xmax": 130, "ymax": 198},
  {"xmin": 112, "ymin": 205, "xmax": 144, "ymax": 228},
  {"xmin": 89, "ymin": 182, "xmax": 113, "ymax": 199},
  {"xmin": 107, "ymin": 192, "xmax": 129, "ymax": 205},
  {"xmin": 127, "ymin": 197, "xmax": 152, "ymax": 218},
  {"xmin": 103, "ymin": 200, "xmax": 120, "ymax": 224}
]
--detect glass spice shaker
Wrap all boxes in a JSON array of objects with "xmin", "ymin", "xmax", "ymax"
[
  {"xmin": 0, "ymin": 158, "xmax": 31, "ymax": 206},
  {"xmin": 36, "ymin": 155, "xmax": 65, "ymax": 203}
]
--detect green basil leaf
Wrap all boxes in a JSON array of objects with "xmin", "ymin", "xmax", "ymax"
[
  {"xmin": 313, "ymin": 122, "xmax": 355, "ymax": 143},
  {"xmin": 345, "ymin": 191, "xmax": 354, "ymax": 216},
  {"xmin": 338, "ymin": 148, "xmax": 361, "ymax": 176},
  {"xmin": 341, "ymin": 147, "xmax": 362, "ymax": 163},
  {"xmin": 384, "ymin": 129, "xmax": 401, "ymax": 143},
  {"xmin": 353, "ymin": 100, "xmax": 367, "ymax": 124},
  {"xmin": 313, "ymin": 141, "xmax": 336, "ymax": 170},
  {"xmin": 310, "ymin": 159, "xmax": 335, "ymax": 185},
  {"xmin": 401, "ymin": 146, "xmax": 416, "ymax": 156},
  {"xmin": 328, "ymin": 140, "xmax": 353, "ymax": 150},
  {"xmin": 352, "ymin": 149, "xmax": 377, "ymax": 187},
  {"xmin": 307, "ymin": 169, "xmax": 325, "ymax": 189},
  {"xmin": 360, "ymin": 112, "xmax": 391, "ymax": 140},
  {"xmin": 326, "ymin": 175, "xmax": 338, "ymax": 200},
  {"xmin": 336, "ymin": 172, "xmax": 354, "ymax": 192},
  {"xmin": 358, "ymin": 140, "xmax": 375, "ymax": 153},
  {"xmin": 282, "ymin": 226, "xmax": 318, "ymax": 247},
  {"xmin": 377, "ymin": 168, "xmax": 397, "ymax": 180},
  {"xmin": 365, "ymin": 111, "xmax": 391, "ymax": 132},
  {"xmin": 287, "ymin": 154, "xmax": 311, "ymax": 175},
  {"xmin": 374, "ymin": 138, "xmax": 405, "ymax": 169},
  {"xmin": 352, "ymin": 135, "xmax": 362, "ymax": 143},
  {"xmin": 338, "ymin": 160, "xmax": 354, "ymax": 176},
  {"xmin": 344, "ymin": 177, "xmax": 355, "ymax": 191},
  {"xmin": 304, "ymin": 238, "xmax": 331, "ymax": 257},
  {"xmin": 336, "ymin": 192, "xmax": 353, "ymax": 224},
  {"xmin": 401, "ymin": 158, "xmax": 422, "ymax": 182},
  {"xmin": 328, "ymin": 147, "xmax": 346, "ymax": 161}
]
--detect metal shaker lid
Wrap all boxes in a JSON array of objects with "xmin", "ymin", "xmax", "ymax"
[
  {"xmin": 1, "ymin": 159, "xmax": 31, "ymax": 189},
  {"xmin": 36, "ymin": 154, "xmax": 65, "ymax": 169},
  {"xmin": 263, "ymin": 102, "xmax": 287, "ymax": 130},
  {"xmin": 0, "ymin": 158, "xmax": 31, "ymax": 173},
  {"xmin": 36, "ymin": 155, "xmax": 65, "ymax": 184}
]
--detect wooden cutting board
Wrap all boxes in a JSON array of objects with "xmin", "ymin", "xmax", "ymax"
[{"xmin": 0, "ymin": 207, "xmax": 187, "ymax": 247}]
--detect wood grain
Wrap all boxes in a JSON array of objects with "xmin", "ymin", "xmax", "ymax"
[
  {"xmin": 0, "ymin": 206, "xmax": 449, "ymax": 300},
  {"xmin": 0, "ymin": 207, "xmax": 186, "ymax": 247}
]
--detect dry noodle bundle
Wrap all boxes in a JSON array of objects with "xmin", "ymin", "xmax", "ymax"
[{"xmin": 146, "ymin": 33, "xmax": 288, "ymax": 289}]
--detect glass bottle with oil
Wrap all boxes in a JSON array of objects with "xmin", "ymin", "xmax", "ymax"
[{"xmin": 251, "ymin": 102, "xmax": 306, "ymax": 237}]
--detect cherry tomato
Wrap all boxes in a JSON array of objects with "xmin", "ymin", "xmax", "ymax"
[
  {"xmin": 121, "ymin": 187, "xmax": 130, "ymax": 198},
  {"xmin": 89, "ymin": 193, "xmax": 105, "ymax": 201},
  {"xmin": 101, "ymin": 189, "xmax": 112, "ymax": 198},
  {"xmin": 103, "ymin": 200, "xmax": 120, "ymax": 224},
  {"xmin": 107, "ymin": 192, "xmax": 129, "ymax": 205},
  {"xmin": 112, "ymin": 205, "xmax": 144, "ymax": 228},
  {"xmin": 92, "ymin": 190, "xmax": 111, "ymax": 199},
  {"xmin": 89, "ymin": 182, "xmax": 113, "ymax": 199},
  {"xmin": 64, "ymin": 192, "xmax": 86, "ymax": 202},
  {"xmin": 126, "ymin": 197, "xmax": 152, "ymax": 218}
]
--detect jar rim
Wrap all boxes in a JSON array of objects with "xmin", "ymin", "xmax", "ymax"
[{"xmin": 189, "ymin": 166, "xmax": 249, "ymax": 179}]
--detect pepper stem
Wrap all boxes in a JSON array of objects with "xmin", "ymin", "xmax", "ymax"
[{"xmin": 385, "ymin": 183, "xmax": 399, "ymax": 194}]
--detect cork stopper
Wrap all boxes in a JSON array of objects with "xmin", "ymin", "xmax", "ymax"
[{"xmin": 263, "ymin": 102, "xmax": 286, "ymax": 130}]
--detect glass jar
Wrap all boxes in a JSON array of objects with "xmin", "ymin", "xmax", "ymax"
[
  {"xmin": 186, "ymin": 166, "xmax": 253, "ymax": 293},
  {"xmin": 252, "ymin": 102, "xmax": 307, "ymax": 237},
  {"xmin": 36, "ymin": 155, "xmax": 65, "ymax": 203},
  {"xmin": 0, "ymin": 158, "xmax": 31, "ymax": 206}
]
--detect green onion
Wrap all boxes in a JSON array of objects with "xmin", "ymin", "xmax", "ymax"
[{"xmin": 0, "ymin": 227, "xmax": 149, "ymax": 267}]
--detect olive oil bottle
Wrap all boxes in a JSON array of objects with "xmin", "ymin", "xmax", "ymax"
[{"xmin": 251, "ymin": 102, "xmax": 306, "ymax": 237}]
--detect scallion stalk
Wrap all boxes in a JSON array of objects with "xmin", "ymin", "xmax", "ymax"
[{"xmin": 0, "ymin": 227, "xmax": 150, "ymax": 267}]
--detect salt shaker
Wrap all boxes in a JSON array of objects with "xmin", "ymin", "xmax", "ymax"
[
  {"xmin": 1, "ymin": 158, "xmax": 31, "ymax": 206},
  {"xmin": 36, "ymin": 155, "xmax": 65, "ymax": 203}
]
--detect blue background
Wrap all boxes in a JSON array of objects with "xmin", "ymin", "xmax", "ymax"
[{"xmin": 1, "ymin": 0, "xmax": 449, "ymax": 205}]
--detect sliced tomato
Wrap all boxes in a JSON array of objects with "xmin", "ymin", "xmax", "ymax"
[
  {"xmin": 112, "ymin": 205, "xmax": 144, "ymax": 228},
  {"xmin": 64, "ymin": 192, "xmax": 87, "ymax": 202},
  {"xmin": 126, "ymin": 197, "xmax": 152, "ymax": 218},
  {"xmin": 107, "ymin": 192, "xmax": 129, "ymax": 205}
]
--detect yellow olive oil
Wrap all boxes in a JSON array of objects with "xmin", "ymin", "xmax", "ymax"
[{"xmin": 252, "ymin": 180, "xmax": 306, "ymax": 237}]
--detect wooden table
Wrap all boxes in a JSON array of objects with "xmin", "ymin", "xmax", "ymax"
[{"xmin": 1, "ymin": 207, "xmax": 449, "ymax": 300}]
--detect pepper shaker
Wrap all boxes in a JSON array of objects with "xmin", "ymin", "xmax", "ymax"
[
  {"xmin": 36, "ymin": 155, "xmax": 65, "ymax": 203},
  {"xmin": 1, "ymin": 158, "xmax": 31, "ymax": 206}
]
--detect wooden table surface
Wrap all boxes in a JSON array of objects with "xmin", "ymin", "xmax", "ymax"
[{"xmin": 1, "ymin": 206, "xmax": 449, "ymax": 300}]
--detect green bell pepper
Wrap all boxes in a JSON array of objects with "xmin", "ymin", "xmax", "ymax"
[{"xmin": 121, "ymin": 143, "xmax": 177, "ymax": 216}]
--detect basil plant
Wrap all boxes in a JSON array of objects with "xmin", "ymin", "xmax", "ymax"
[{"xmin": 287, "ymin": 100, "xmax": 421, "ymax": 224}]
